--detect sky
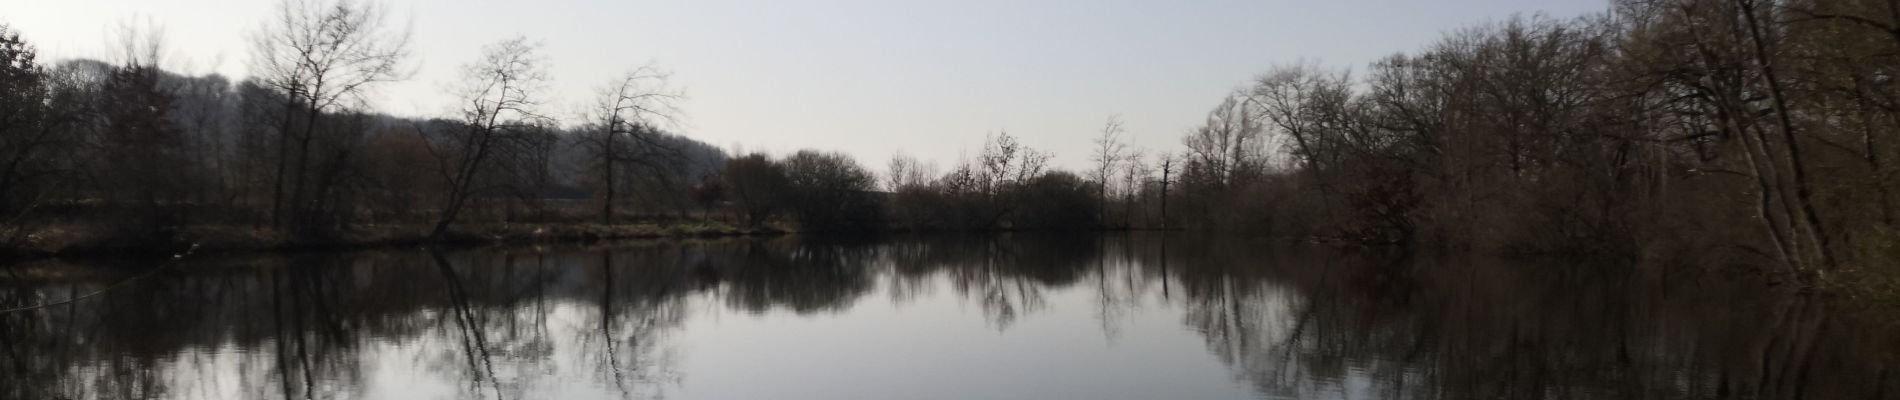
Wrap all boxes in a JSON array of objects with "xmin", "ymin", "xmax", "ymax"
[{"xmin": 2, "ymin": 0, "xmax": 1608, "ymax": 171}]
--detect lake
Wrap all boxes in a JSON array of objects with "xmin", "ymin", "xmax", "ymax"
[{"xmin": 1, "ymin": 234, "xmax": 1894, "ymax": 399}]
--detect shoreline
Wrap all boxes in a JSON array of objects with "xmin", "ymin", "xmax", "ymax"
[
  {"xmin": 0, "ymin": 222, "xmax": 790, "ymax": 261},
  {"xmin": 5, "ymin": 224, "xmax": 1894, "ymax": 309},
  {"xmin": 0, "ymin": 222, "xmax": 1199, "ymax": 262}
]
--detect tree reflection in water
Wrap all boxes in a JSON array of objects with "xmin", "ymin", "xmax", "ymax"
[{"xmin": 0, "ymin": 234, "xmax": 1894, "ymax": 399}]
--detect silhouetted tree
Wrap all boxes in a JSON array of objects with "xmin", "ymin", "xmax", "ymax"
[
  {"xmin": 782, "ymin": 150, "xmax": 883, "ymax": 232},
  {"xmin": 0, "ymin": 25, "xmax": 69, "ymax": 240},
  {"xmin": 721, "ymin": 153, "xmax": 788, "ymax": 228},
  {"xmin": 580, "ymin": 65, "xmax": 682, "ymax": 224},
  {"xmin": 425, "ymin": 37, "xmax": 551, "ymax": 238},
  {"xmin": 248, "ymin": 0, "xmax": 411, "ymax": 232},
  {"xmin": 95, "ymin": 63, "xmax": 189, "ymax": 235},
  {"xmin": 1090, "ymin": 116, "xmax": 1127, "ymax": 224},
  {"xmin": 1014, "ymin": 170, "xmax": 1098, "ymax": 229}
]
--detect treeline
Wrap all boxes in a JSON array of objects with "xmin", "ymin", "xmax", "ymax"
[
  {"xmin": 5, "ymin": 0, "xmax": 1900, "ymax": 282},
  {"xmin": 827, "ymin": 0, "xmax": 1900, "ymax": 282},
  {"xmin": 1152, "ymin": 0, "xmax": 1900, "ymax": 283},
  {"xmin": 722, "ymin": 131, "xmax": 1099, "ymax": 233},
  {"xmin": 0, "ymin": 0, "xmax": 1117, "ymax": 248},
  {"xmin": 0, "ymin": 2, "xmax": 731, "ymax": 249},
  {"xmin": 1297, "ymin": 0, "xmax": 1893, "ymax": 282},
  {"xmin": 822, "ymin": 0, "xmax": 1900, "ymax": 285}
]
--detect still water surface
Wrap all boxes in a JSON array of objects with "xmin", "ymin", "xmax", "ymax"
[{"xmin": 1, "ymin": 234, "xmax": 1895, "ymax": 399}]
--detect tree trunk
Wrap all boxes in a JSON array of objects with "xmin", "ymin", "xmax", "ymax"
[
  {"xmin": 602, "ymin": 120, "xmax": 616, "ymax": 225},
  {"xmin": 430, "ymin": 128, "xmax": 494, "ymax": 239},
  {"xmin": 1741, "ymin": 0, "xmax": 1837, "ymax": 272},
  {"xmin": 287, "ymin": 105, "xmax": 322, "ymax": 231},
  {"xmin": 269, "ymin": 99, "xmax": 297, "ymax": 229}
]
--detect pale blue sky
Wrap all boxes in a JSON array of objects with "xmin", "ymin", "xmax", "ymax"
[{"xmin": 3, "ymin": 0, "xmax": 1606, "ymax": 170}]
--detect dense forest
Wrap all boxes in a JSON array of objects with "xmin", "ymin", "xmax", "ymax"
[{"xmin": 3, "ymin": 0, "xmax": 1899, "ymax": 288}]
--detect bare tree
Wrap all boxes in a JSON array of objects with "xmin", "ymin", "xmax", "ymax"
[
  {"xmin": 975, "ymin": 131, "xmax": 1050, "ymax": 227},
  {"xmin": 93, "ymin": 20, "xmax": 197, "ymax": 233},
  {"xmin": 108, "ymin": 18, "xmax": 168, "ymax": 70},
  {"xmin": 1121, "ymin": 147, "xmax": 1148, "ymax": 227},
  {"xmin": 167, "ymin": 73, "xmax": 236, "ymax": 205},
  {"xmin": 978, "ymin": 131, "xmax": 1049, "ymax": 193},
  {"xmin": 782, "ymin": 150, "xmax": 883, "ymax": 231},
  {"xmin": 1248, "ymin": 63, "xmax": 1356, "ymax": 228},
  {"xmin": 722, "ymin": 153, "xmax": 788, "ymax": 228},
  {"xmin": 885, "ymin": 153, "xmax": 934, "ymax": 191},
  {"xmin": 95, "ymin": 58, "xmax": 188, "ymax": 234},
  {"xmin": 579, "ymin": 65, "xmax": 683, "ymax": 224},
  {"xmin": 424, "ymin": 37, "xmax": 551, "ymax": 238},
  {"xmin": 1156, "ymin": 154, "xmax": 1176, "ymax": 230},
  {"xmin": 1090, "ymin": 116, "xmax": 1128, "ymax": 221},
  {"xmin": 248, "ymin": 0, "xmax": 411, "ymax": 230},
  {"xmin": 1249, "ymin": 62, "xmax": 1355, "ymax": 174},
  {"xmin": 1182, "ymin": 94, "xmax": 1264, "ymax": 188}
]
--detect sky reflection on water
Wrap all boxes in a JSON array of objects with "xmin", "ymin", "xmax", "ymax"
[{"xmin": 1, "ymin": 234, "xmax": 1894, "ymax": 399}]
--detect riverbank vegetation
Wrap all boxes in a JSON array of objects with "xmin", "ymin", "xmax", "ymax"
[{"xmin": 3, "ymin": 0, "xmax": 1899, "ymax": 290}]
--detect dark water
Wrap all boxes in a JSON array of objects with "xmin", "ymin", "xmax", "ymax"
[{"xmin": 0, "ymin": 234, "xmax": 1895, "ymax": 399}]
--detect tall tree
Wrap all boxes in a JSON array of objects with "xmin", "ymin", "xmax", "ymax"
[
  {"xmin": 95, "ymin": 63, "xmax": 188, "ymax": 233},
  {"xmin": 971, "ymin": 131, "xmax": 1049, "ymax": 227},
  {"xmin": 885, "ymin": 153, "xmax": 933, "ymax": 191},
  {"xmin": 1182, "ymin": 95, "xmax": 1264, "ymax": 189},
  {"xmin": 581, "ymin": 65, "xmax": 682, "ymax": 224},
  {"xmin": 0, "ymin": 25, "xmax": 71, "ymax": 241},
  {"xmin": 1090, "ymin": 116, "xmax": 1127, "ymax": 223},
  {"xmin": 248, "ymin": 0, "xmax": 410, "ymax": 230},
  {"xmin": 425, "ymin": 37, "xmax": 550, "ymax": 238},
  {"xmin": 722, "ymin": 153, "xmax": 789, "ymax": 228},
  {"xmin": 782, "ymin": 150, "xmax": 882, "ymax": 231},
  {"xmin": 1248, "ymin": 63, "xmax": 1356, "ymax": 230}
]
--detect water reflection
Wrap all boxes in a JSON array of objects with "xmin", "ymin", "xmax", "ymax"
[{"xmin": 0, "ymin": 234, "xmax": 1895, "ymax": 399}]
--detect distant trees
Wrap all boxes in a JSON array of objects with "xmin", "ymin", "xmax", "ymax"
[
  {"xmin": 722, "ymin": 154, "xmax": 788, "ymax": 228},
  {"xmin": 700, "ymin": 131, "xmax": 1110, "ymax": 233},
  {"xmin": 95, "ymin": 62, "xmax": 189, "ymax": 234},
  {"xmin": 0, "ymin": 1, "xmax": 727, "ymax": 246},
  {"xmin": 781, "ymin": 151, "xmax": 883, "ymax": 232},
  {"xmin": 885, "ymin": 154, "xmax": 939, "ymax": 228},
  {"xmin": 878, "ymin": 131, "xmax": 1103, "ymax": 231},
  {"xmin": 1090, "ymin": 116, "xmax": 1127, "ymax": 225},
  {"xmin": 6, "ymin": 0, "xmax": 1900, "ymax": 285},
  {"xmin": 359, "ymin": 124, "xmax": 437, "ymax": 221},
  {"xmin": 1013, "ymin": 171, "xmax": 1098, "ymax": 230},
  {"xmin": 713, "ymin": 151, "xmax": 883, "ymax": 231},
  {"xmin": 966, "ymin": 131, "xmax": 1051, "ymax": 227},
  {"xmin": 163, "ymin": 72, "xmax": 237, "ymax": 205},
  {"xmin": 0, "ymin": 2, "xmax": 728, "ymax": 248},
  {"xmin": 1117, "ymin": 148, "xmax": 1149, "ymax": 227},
  {"xmin": 1182, "ymin": 95, "xmax": 1267, "ymax": 190},
  {"xmin": 885, "ymin": 153, "xmax": 933, "ymax": 192}
]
